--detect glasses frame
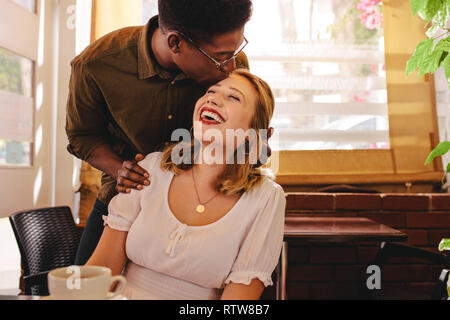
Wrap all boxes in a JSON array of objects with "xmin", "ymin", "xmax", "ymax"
[{"xmin": 175, "ymin": 31, "xmax": 248, "ymax": 71}]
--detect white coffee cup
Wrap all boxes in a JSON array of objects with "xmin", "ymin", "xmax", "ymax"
[{"xmin": 47, "ymin": 265, "xmax": 126, "ymax": 300}]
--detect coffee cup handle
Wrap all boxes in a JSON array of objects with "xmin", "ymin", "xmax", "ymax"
[{"xmin": 108, "ymin": 275, "xmax": 127, "ymax": 299}]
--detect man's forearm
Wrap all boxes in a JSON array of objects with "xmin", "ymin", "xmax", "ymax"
[{"xmin": 86, "ymin": 144, "xmax": 123, "ymax": 180}]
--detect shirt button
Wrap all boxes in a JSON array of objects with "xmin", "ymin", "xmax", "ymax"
[{"xmin": 168, "ymin": 115, "xmax": 173, "ymax": 120}]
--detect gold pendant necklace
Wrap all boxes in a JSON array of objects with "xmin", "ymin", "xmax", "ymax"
[{"xmin": 192, "ymin": 167, "xmax": 219, "ymax": 214}]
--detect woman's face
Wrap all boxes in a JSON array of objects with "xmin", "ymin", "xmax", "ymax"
[{"xmin": 193, "ymin": 74, "xmax": 257, "ymax": 145}]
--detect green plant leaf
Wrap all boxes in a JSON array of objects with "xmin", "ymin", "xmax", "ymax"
[
  {"xmin": 438, "ymin": 238, "xmax": 450, "ymax": 251},
  {"xmin": 446, "ymin": 162, "xmax": 450, "ymax": 173},
  {"xmin": 418, "ymin": 47, "xmax": 445, "ymax": 75},
  {"xmin": 435, "ymin": 37, "xmax": 450, "ymax": 52},
  {"xmin": 444, "ymin": 54, "xmax": 450, "ymax": 89},
  {"xmin": 410, "ymin": 0, "xmax": 428, "ymax": 15},
  {"xmin": 419, "ymin": 0, "xmax": 444, "ymax": 23},
  {"xmin": 425, "ymin": 141, "xmax": 450, "ymax": 164},
  {"xmin": 406, "ymin": 38, "xmax": 435, "ymax": 75},
  {"xmin": 436, "ymin": 1, "xmax": 449, "ymax": 29},
  {"xmin": 439, "ymin": 51, "xmax": 449, "ymax": 67}
]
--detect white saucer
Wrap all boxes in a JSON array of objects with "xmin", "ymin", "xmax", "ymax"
[{"xmin": 39, "ymin": 293, "xmax": 127, "ymax": 300}]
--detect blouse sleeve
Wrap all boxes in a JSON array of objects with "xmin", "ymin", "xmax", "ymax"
[
  {"xmin": 224, "ymin": 183, "xmax": 286, "ymax": 287},
  {"xmin": 103, "ymin": 152, "xmax": 160, "ymax": 231}
]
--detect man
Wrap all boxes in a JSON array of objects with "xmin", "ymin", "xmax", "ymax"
[{"xmin": 66, "ymin": 0, "xmax": 253, "ymax": 265}]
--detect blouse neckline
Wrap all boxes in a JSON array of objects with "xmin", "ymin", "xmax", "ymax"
[{"xmin": 164, "ymin": 170, "xmax": 246, "ymax": 229}]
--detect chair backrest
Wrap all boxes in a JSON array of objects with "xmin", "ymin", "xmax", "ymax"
[
  {"xmin": 367, "ymin": 242, "xmax": 448, "ymax": 300},
  {"xmin": 9, "ymin": 206, "xmax": 80, "ymax": 277}
]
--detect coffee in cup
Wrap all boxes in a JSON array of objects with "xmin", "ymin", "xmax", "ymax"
[{"xmin": 47, "ymin": 265, "xmax": 126, "ymax": 300}]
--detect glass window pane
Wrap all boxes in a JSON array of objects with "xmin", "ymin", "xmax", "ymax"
[
  {"xmin": 246, "ymin": 0, "xmax": 389, "ymax": 151},
  {"xmin": 10, "ymin": 0, "xmax": 36, "ymax": 13},
  {"xmin": 0, "ymin": 47, "xmax": 34, "ymax": 166},
  {"xmin": 0, "ymin": 140, "xmax": 31, "ymax": 166},
  {"xmin": 0, "ymin": 47, "xmax": 33, "ymax": 97},
  {"xmin": 142, "ymin": 0, "xmax": 158, "ymax": 24}
]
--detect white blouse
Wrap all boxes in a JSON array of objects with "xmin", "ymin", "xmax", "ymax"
[{"xmin": 104, "ymin": 152, "xmax": 286, "ymax": 300}]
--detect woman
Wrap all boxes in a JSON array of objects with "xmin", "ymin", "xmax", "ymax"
[{"xmin": 86, "ymin": 69, "xmax": 286, "ymax": 300}]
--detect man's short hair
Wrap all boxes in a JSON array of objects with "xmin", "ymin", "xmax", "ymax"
[{"xmin": 158, "ymin": 0, "xmax": 253, "ymax": 43}]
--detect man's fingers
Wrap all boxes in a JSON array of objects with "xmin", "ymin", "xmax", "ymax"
[
  {"xmin": 118, "ymin": 177, "xmax": 147, "ymax": 190},
  {"xmin": 135, "ymin": 153, "xmax": 144, "ymax": 162},
  {"xmin": 123, "ymin": 160, "xmax": 150, "ymax": 179},
  {"xmin": 116, "ymin": 185, "xmax": 131, "ymax": 194},
  {"xmin": 119, "ymin": 169, "xmax": 150, "ymax": 186}
]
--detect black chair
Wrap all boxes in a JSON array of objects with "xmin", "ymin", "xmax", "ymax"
[
  {"xmin": 9, "ymin": 206, "xmax": 81, "ymax": 296},
  {"xmin": 365, "ymin": 242, "xmax": 449, "ymax": 300}
]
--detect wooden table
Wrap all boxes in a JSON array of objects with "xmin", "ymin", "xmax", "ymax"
[{"xmin": 276, "ymin": 216, "xmax": 408, "ymax": 300}]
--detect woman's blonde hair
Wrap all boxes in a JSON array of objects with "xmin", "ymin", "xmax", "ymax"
[{"xmin": 160, "ymin": 69, "xmax": 275, "ymax": 195}]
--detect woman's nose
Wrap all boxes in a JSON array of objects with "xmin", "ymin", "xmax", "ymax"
[
  {"xmin": 207, "ymin": 96, "xmax": 218, "ymax": 106},
  {"xmin": 207, "ymin": 94, "xmax": 222, "ymax": 107}
]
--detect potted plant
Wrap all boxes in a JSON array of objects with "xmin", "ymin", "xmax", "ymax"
[
  {"xmin": 438, "ymin": 239, "xmax": 450, "ymax": 299},
  {"xmin": 410, "ymin": 0, "xmax": 450, "ymax": 176},
  {"xmin": 408, "ymin": 1, "xmax": 450, "ymax": 299}
]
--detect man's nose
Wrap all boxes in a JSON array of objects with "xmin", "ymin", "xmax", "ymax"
[{"xmin": 221, "ymin": 58, "xmax": 236, "ymax": 75}]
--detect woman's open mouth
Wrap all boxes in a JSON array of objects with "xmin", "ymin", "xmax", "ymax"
[{"xmin": 199, "ymin": 107, "xmax": 226, "ymax": 125}]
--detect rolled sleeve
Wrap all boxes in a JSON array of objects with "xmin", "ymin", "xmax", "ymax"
[
  {"xmin": 65, "ymin": 58, "xmax": 111, "ymax": 161},
  {"xmin": 104, "ymin": 188, "xmax": 143, "ymax": 231},
  {"xmin": 225, "ymin": 184, "xmax": 286, "ymax": 288}
]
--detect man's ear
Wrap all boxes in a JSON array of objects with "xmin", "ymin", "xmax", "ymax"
[{"xmin": 167, "ymin": 33, "xmax": 182, "ymax": 53}]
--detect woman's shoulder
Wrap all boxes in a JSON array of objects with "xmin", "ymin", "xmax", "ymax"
[
  {"xmin": 247, "ymin": 175, "xmax": 286, "ymax": 202},
  {"xmin": 138, "ymin": 151, "xmax": 163, "ymax": 173}
]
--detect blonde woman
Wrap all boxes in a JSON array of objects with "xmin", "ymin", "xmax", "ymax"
[{"xmin": 87, "ymin": 69, "xmax": 286, "ymax": 300}]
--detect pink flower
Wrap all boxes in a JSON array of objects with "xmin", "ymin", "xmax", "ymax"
[
  {"xmin": 352, "ymin": 91, "xmax": 369, "ymax": 103},
  {"xmin": 371, "ymin": 64, "xmax": 378, "ymax": 74},
  {"xmin": 364, "ymin": 11, "xmax": 383, "ymax": 29},
  {"xmin": 356, "ymin": 0, "xmax": 382, "ymax": 12}
]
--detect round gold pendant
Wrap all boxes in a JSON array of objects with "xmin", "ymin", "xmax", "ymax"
[{"xmin": 196, "ymin": 204, "xmax": 205, "ymax": 214}]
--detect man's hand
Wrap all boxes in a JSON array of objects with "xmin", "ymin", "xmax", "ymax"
[{"xmin": 116, "ymin": 154, "xmax": 151, "ymax": 193}]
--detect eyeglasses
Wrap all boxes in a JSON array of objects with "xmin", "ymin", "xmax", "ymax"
[{"xmin": 175, "ymin": 31, "xmax": 248, "ymax": 71}]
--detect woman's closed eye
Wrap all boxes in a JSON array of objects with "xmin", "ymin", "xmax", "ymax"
[{"xmin": 229, "ymin": 95, "xmax": 241, "ymax": 102}]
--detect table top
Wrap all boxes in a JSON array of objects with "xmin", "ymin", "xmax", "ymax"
[{"xmin": 284, "ymin": 216, "xmax": 407, "ymax": 243}]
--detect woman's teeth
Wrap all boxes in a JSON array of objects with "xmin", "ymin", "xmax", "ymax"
[{"xmin": 200, "ymin": 110, "xmax": 224, "ymax": 124}]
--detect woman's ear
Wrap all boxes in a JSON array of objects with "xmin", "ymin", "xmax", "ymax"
[{"xmin": 167, "ymin": 33, "xmax": 182, "ymax": 54}]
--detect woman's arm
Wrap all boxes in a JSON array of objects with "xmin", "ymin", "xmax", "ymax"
[
  {"xmin": 86, "ymin": 226, "xmax": 128, "ymax": 276},
  {"xmin": 220, "ymin": 279, "xmax": 265, "ymax": 300}
]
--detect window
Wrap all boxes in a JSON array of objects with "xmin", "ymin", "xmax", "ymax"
[
  {"xmin": 0, "ymin": 0, "xmax": 38, "ymax": 167},
  {"xmin": 246, "ymin": 0, "xmax": 389, "ymax": 151}
]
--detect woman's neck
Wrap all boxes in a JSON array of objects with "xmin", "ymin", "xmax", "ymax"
[{"xmin": 191, "ymin": 162, "xmax": 226, "ymax": 190}]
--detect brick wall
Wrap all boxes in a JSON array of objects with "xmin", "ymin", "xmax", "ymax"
[{"xmin": 262, "ymin": 193, "xmax": 450, "ymax": 300}]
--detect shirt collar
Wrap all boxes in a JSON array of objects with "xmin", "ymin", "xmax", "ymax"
[{"xmin": 137, "ymin": 15, "xmax": 188, "ymax": 81}]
